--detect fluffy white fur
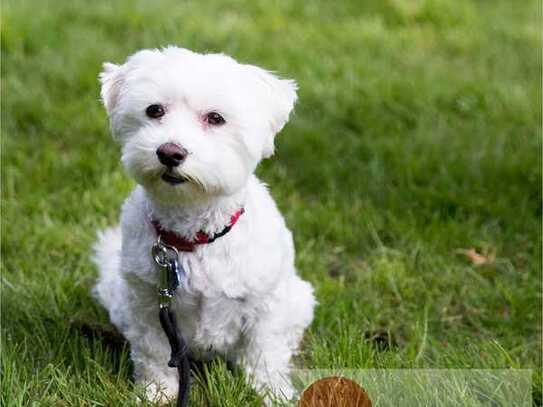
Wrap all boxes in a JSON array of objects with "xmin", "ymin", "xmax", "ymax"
[{"xmin": 92, "ymin": 46, "xmax": 316, "ymax": 403}]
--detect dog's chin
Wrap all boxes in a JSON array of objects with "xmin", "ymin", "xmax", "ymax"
[
  {"xmin": 132, "ymin": 163, "xmax": 248, "ymax": 205},
  {"xmin": 137, "ymin": 171, "xmax": 211, "ymax": 206}
]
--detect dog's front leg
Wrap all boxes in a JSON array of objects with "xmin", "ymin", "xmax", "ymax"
[
  {"xmin": 125, "ymin": 313, "xmax": 180, "ymax": 404},
  {"xmin": 238, "ymin": 320, "xmax": 296, "ymax": 404}
]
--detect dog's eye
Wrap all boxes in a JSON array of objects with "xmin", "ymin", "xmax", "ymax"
[
  {"xmin": 146, "ymin": 104, "xmax": 165, "ymax": 119},
  {"xmin": 205, "ymin": 112, "xmax": 226, "ymax": 126}
]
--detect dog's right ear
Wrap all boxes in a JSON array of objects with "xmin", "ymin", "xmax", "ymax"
[{"xmin": 99, "ymin": 62, "xmax": 123, "ymax": 114}]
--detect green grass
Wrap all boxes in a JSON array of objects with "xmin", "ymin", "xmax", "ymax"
[{"xmin": 1, "ymin": 0, "xmax": 541, "ymax": 405}]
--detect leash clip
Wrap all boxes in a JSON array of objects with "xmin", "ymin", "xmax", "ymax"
[{"xmin": 152, "ymin": 236, "xmax": 184, "ymax": 308}]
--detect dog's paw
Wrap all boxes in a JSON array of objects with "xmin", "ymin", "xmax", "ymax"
[
  {"xmin": 260, "ymin": 376, "xmax": 295, "ymax": 406},
  {"xmin": 139, "ymin": 380, "xmax": 178, "ymax": 405}
]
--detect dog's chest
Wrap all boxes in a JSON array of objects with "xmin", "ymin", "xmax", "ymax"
[
  {"xmin": 172, "ymin": 250, "xmax": 250, "ymax": 355},
  {"xmin": 177, "ymin": 244, "xmax": 248, "ymax": 298}
]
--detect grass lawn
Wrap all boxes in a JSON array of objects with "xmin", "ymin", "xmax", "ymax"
[{"xmin": 1, "ymin": 0, "xmax": 541, "ymax": 405}]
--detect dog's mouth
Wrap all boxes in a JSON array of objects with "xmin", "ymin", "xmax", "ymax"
[{"xmin": 161, "ymin": 171, "xmax": 187, "ymax": 185}]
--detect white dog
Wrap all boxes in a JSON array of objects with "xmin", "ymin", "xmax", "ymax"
[{"xmin": 92, "ymin": 46, "xmax": 316, "ymax": 404}]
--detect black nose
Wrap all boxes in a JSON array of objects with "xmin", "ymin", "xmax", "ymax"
[{"xmin": 156, "ymin": 143, "xmax": 187, "ymax": 167}]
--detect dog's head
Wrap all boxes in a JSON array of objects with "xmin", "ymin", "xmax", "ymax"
[{"xmin": 99, "ymin": 47, "xmax": 297, "ymax": 203}]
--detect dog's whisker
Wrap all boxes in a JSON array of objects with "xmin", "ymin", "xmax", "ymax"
[{"xmin": 182, "ymin": 172, "xmax": 207, "ymax": 192}]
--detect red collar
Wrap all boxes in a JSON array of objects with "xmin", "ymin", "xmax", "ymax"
[{"xmin": 151, "ymin": 208, "xmax": 245, "ymax": 252}]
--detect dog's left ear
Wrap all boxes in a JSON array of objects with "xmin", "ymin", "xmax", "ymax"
[
  {"xmin": 99, "ymin": 62, "xmax": 123, "ymax": 115},
  {"xmin": 244, "ymin": 65, "xmax": 298, "ymax": 158}
]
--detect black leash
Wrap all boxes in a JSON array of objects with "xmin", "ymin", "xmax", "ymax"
[
  {"xmin": 159, "ymin": 306, "xmax": 191, "ymax": 407},
  {"xmin": 152, "ymin": 237, "xmax": 191, "ymax": 407}
]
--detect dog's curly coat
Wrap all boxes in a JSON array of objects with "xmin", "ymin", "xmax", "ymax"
[{"xmin": 93, "ymin": 46, "xmax": 316, "ymax": 403}]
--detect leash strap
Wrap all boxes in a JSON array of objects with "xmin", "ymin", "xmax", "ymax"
[
  {"xmin": 152, "ymin": 238, "xmax": 191, "ymax": 407},
  {"xmin": 159, "ymin": 306, "xmax": 191, "ymax": 407}
]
